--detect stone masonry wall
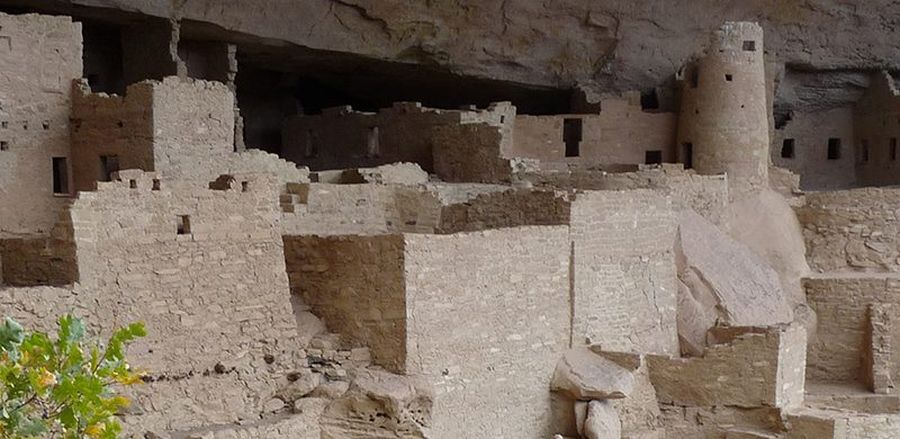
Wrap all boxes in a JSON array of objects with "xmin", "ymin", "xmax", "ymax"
[
  {"xmin": 403, "ymin": 226, "xmax": 571, "ymax": 439},
  {"xmin": 854, "ymin": 72, "xmax": 900, "ymax": 187},
  {"xmin": 648, "ymin": 324, "xmax": 806, "ymax": 409},
  {"xmin": 513, "ymin": 94, "xmax": 677, "ymax": 166},
  {"xmin": 804, "ymin": 274, "xmax": 900, "ymax": 385},
  {"xmin": 570, "ymin": 189, "xmax": 679, "ymax": 354},
  {"xmin": 436, "ymin": 188, "xmax": 571, "ymax": 234},
  {"xmin": 432, "ymin": 122, "xmax": 514, "ymax": 183},
  {"xmin": 282, "ymin": 102, "xmax": 514, "ymax": 172},
  {"xmin": 771, "ymin": 107, "xmax": 856, "ymax": 190},
  {"xmin": 283, "ymin": 234, "xmax": 407, "ymax": 372},
  {"xmin": 798, "ymin": 188, "xmax": 900, "ymax": 273},
  {"xmin": 0, "ymin": 13, "xmax": 82, "ymax": 237},
  {"xmin": 62, "ymin": 171, "xmax": 302, "ymax": 433}
]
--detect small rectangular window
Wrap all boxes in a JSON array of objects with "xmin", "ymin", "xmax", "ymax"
[
  {"xmin": 563, "ymin": 118, "xmax": 583, "ymax": 157},
  {"xmin": 152, "ymin": 179, "xmax": 161, "ymax": 191},
  {"xmin": 366, "ymin": 126, "xmax": 380, "ymax": 158},
  {"xmin": 827, "ymin": 138, "xmax": 841, "ymax": 160},
  {"xmin": 176, "ymin": 215, "xmax": 191, "ymax": 235},
  {"xmin": 781, "ymin": 139, "xmax": 795, "ymax": 159},
  {"xmin": 725, "ymin": 74, "xmax": 733, "ymax": 82},
  {"xmin": 743, "ymin": 40, "xmax": 756, "ymax": 51},
  {"xmin": 100, "ymin": 154, "xmax": 120, "ymax": 181},
  {"xmin": 690, "ymin": 69, "xmax": 699, "ymax": 88},
  {"xmin": 645, "ymin": 150, "xmax": 663, "ymax": 164},
  {"xmin": 891, "ymin": 138, "xmax": 898, "ymax": 161},
  {"xmin": 0, "ymin": 141, "xmax": 7, "ymax": 151},
  {"xmin": 52, "ymin": 157, "xmax": 68, "ymax": 195},
  {"xmin": 860, "ymin": 139, "xmax": 869, "ymax": 163},
  {"xmin": 304, "ymin": 130, "xmax": 317, "ymax": 158}
]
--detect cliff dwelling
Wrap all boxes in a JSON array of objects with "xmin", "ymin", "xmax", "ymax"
[{"xmin": 2, "ymin": 2, "xmax": 900, "ymax": 438}]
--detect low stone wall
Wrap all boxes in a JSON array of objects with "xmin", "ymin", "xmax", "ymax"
[
  {"xmin": 648, "ymin": 324, "xmax": 806, "ymax": 409},
  {"xmin": 0, "ymin": 232, "xmax": 77, "ymax": 286},
  {"xmin": 799, "ymin": 188, "xmax": 900, "ymax": 272}
]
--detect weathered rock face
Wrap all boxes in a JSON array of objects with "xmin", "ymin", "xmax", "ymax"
[
  {"xmin": 551, "ymin": 348, "xmax": 635, "ymax": 401},
  {"xmin": 48, "ymin": 0, "xmax": 900, "ymax": 109}
]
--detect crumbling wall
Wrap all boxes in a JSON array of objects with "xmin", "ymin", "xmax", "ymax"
[
  {"xmin": 854, "ymin": 71, "xmax": 900, "ymax": 187},
  {"xmin": 0, "ymin": 221, "xmax": 77, "ymax": 286},
  {"xmin": 403, "ymin": 227, "xmax": 571, "ymax": 439},
  {"xmin": 798, "ymin": 188, "xmax": 900, "ymax": 272},
  {"xmin": 648, "ymin": 325, "xmax": 806, "ymax": 409},
  {"xmin": 570, "ymin": 190, "xmax": 679, "ymax": 354},
  {"xmin": 71, "ymin": 80, "xmax": 154, "ymax": 191},
  {"xmin": 522, "ymin": 165, "xmax": 730, "ymax": 227},
  {"xmin": 282, "ymin": 102, "xmax": 514, "ymax": 172},
  {"xmin": 283, "ymin": 234, "xmax": 407, "ymax": 372},
  {"xmin": 513, "ymin": 94, "xmax": 677, "ymax": 165},
  {"xmin": 771, "ymin": 107, "xmax": 856, "ymax": 190},
  {"xmin": 0, "ymin": 12, "xmax": 82, "ymax": 237},
  {"xmin": 432, "ymin": 122, "xmax": 514, "ymax": 183},
  {"xmin": 437, "ymin": 188, "xmax": 570, "ymax": 233},
  {"xmin": 73, "ymin": 77, "xmax": 306, "ymax": 190}
]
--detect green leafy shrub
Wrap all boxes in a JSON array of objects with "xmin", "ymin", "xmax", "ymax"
[{"xmin": 0, "ymin": 315, "xmax": 146, "ymax": 438}]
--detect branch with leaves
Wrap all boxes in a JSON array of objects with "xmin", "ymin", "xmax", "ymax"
[{"xmin": 0, "ymin": 315, "xmax": 146, "ymax": 438}]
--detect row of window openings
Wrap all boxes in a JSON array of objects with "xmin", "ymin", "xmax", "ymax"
[
  {"xmin": 304, "ymin": 127, "xmax": 381, "ymax": 159},
  {"xmin": 0, "ymin": 121, "xmax": 51, "ymax": 130},
  {"xmin": 781, "ymin": 138, "xmax": 899, "ymax": 161},
  {"xmin": 563, "ymin": 118, "xmax": 665, "ymax": 164}
]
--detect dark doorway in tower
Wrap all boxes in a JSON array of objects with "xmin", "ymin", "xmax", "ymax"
[
  {"xmin": 645, "ymin": 150, "xmax": 662, "ymax": 165},
  {"xmin": 563, "ymin": 118, "xmax": 582, "ymax": 157},
  {"xmin": 681, "ymin": 142, "xmax": 694, "ymax": 169}
]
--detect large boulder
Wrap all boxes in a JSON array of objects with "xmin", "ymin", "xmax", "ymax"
[
  {"xmin": 676, "ymin": 210, "xmax": 793, "ymax": 329},
  {"xmin": 584, "ymin": 400, "xmax": 621, "ymax": 439},
  {"xmin": 551, "ymin": 347, "xmax": 635, "ymax": 401}
]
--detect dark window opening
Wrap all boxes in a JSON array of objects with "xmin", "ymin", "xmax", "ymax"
[
  {"xmin": 304, "ymin": 130, "xmax": 317, "ymax": 158},
  {"xmin": 743, "ymin": 40, "xmax": 756, "ymax": 51},
  {"xmin": 563, "ymin": 118, "xmax": 583, "ymax": 157},
  {"xmin": 681, "ymin": 142, "xmax": 694, "ymax": 169},
  {"xmin": 499, "ymin": 115, "xmax": 505, "ymax": 124},
  {"xmin": 640, "ymin": 89, "xmax": 660, "ymax": 110},
  {"xmin": 891, "ymin": 138, "xmax": 898, "ymax": 161},
  {"xmin": 241, "ymin": 181, "xmax": 249, "ymax": 192},
  {"xmin": 100, "ymin": 154, "xmax": 120, "ymax": 181},
  {"xmin": 52, "ymin": 157, "xmax": 68, "ymax": 195},
  {"xmin": 176, "ymin": 215, "xmax": 191, "ymax": 235},
  {"xmin": 0, "ymin": 141, "xmax": 7, "ymax": 151},
  {"xmin": 690, "ymin": 69, "xmax": 699, "ymax": 88},
  {"xmin": 1, "ymin": 121, "xmax": 8, "ymax": 129},
  {"xmin": 827, "ymin": 138, "xmax": 841, "ymax": 160},
  {"xmin": 42, "ymin": 120, "xmax": 50, "ymax": 130},
  {"xmin": 781, "ymin": 139, "xmax": 795, "ymax": 159},
  {"xmin": 645, "ymin": 150, "xmax": 663, "ymax": 164},
  {"xmin": 725, "ymin": 74, "xmax": 733, "ymax": 82},
  {"xmin": 129, "ymin": 179, "xmax": 137, "ymax": 189},
  {"xmin": 152, "ymin": 179, "xmax": 161, "ymax": 191},
  {"xmin": 860, "ymin": 139, "xmax": 869, "ymax": 163},
  {"xmin": 366, "ymin": 126, "xmax": 380, "ymax": 158}
]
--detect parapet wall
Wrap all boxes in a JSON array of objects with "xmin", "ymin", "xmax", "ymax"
[
  {"xmin": 771, "ymin": 107, "xmax": 856, "ymax": 190},
  {"xmin": 0, "ymin": 12, "xmax": 82, "ymax": 237},
  {"xmin": 798, "ymin": 188, "xmax": 900, "ymax": 272}
]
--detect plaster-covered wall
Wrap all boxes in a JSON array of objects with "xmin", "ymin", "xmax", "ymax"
[
  {"xmin": 854, "ymin": 72, "xmax": 900, "ymax": 187},
  {"xmin": 771, "ymin": 107, "xmax": 856, "ymax": 190},
  {"xmin": 0, "ymin": 13, "xmax": 82, "ymax": 237},
  {"xmin": 513, "ymin": 94, "xmax": 677, "ymax": 166}
]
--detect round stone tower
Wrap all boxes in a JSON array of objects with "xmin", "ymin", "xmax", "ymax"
[{"xmin": 677, "ymin": 22, "xmax": 769, "ymax": 194}]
